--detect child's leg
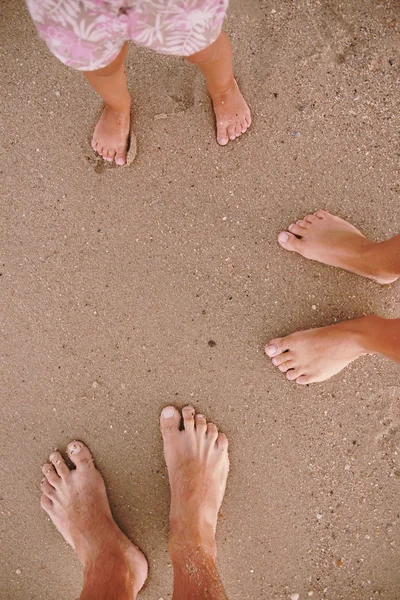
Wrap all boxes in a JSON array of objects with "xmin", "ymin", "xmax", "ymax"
[
  {"xmin": 84, "ymin": 43, "xmax": 131, "ymax": 165},
  {"xmin": 187, "ymin": 32, "xmax": 251, "ymax": 146}
]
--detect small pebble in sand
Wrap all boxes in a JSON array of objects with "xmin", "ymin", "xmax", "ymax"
[
  {"xmin": 208, "ymin": 340, "xmax": 216, "ymax": 347},
  {"xmin": 55, "ymin": 91, "xmax": 60, "ymax": 97},
  {"xmin": 15, "ymin": 569, "xmax": 22, "ymax": 575},
  {"xmin": 291, "ymin": 131, "xmax": 301, "ymax": 137},
  {"xmin": 290, "ymin": 594, "xmax": 299, "ymax": 600},
  {"xmin": 311, "ymin": 305, "xmax": 317, "ymax": 310},
  {"xmin": 250, "ymin": 569, "xmax": 254, "ymax": 573},
  {"xmin": 308, "ymin": 592, "xmax": 314, "ymax": 597},
  {"xmin": 316, "ymin": 512, "xmax": 322, "ymax": 520}
]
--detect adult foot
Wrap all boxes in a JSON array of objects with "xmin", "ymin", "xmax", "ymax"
[
  {"xmin": 40, "ymin": 441, "xmax": 147, "ymax": 596},
  {"xmin": 211, "ymin": 78, "xmax": 251, "ymax": 146},
  {"xmin": 91, "ymin": 102, "xmax": 131, "ymax": 166},
  {"xmin": 265, "ymin": 318, "xmax": 370, "ymax": 384},
  {"xmin": 277, "ymin": 210, "xmax": 398, "ymax": 284},
  {"xmin": 160, "ymin": 406, "xmax": 229, "ymax": 559}
]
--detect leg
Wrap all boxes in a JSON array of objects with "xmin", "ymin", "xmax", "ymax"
[
  {"xmin": 84, "ymin": 43, "xmax": 132, "ymax": 165},
  {"xmin": 160, "ymin": 406, "xmax": 229, "ymax": 600},
  {"xmin": 277, "ymin": 209, "xmax": 400, "ymax": 284},
  {"xmin": 188, "ymin": 31, "xmax": 251, "ymax": 146},
  {"xmin": 40, "ymin": 441, "xmax": 147, "ymax": 600},
  {"xmin": 266, "ymin": 316, "xmax": 400, "ymax": 384}
]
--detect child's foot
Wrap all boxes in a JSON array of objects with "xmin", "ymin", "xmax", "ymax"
[
  {"xmin": 277, "ymin": 210, "xmax": 398, "ymax": 284},
  {"xmin": 265, "ymin": 319, "xmax": 369, "ymax": 384},
  {"xmin": 211, "ymin": 78, "xmax": 251, "ymax": 146},
  {"xmin": 40, "ymin": 441, "xmax": 148, "ymax": 596},
  {"xmin": 160, "ymin": 405, "xmax": 229, "ymax": 560},
  {"xmin": 91, "ymin": 103, "xmax": 131, "ymax": 166}
]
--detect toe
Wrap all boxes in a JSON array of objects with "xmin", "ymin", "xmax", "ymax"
[
  {"xmin": 227, "ymin": 123, "xmax": 236, "ymax": 141},
  {"xmin": 278, "ymin": 231, "xmax": 303, "ymax": 252},
  {"xmin": 278, "ymin": 361, "xmax": 295, "ymax": 373},
  {"xmin": 271, "ymin": 351, "xmax": 292, "ymax": 367},
  {"xmin": 67, "ymin": 441, "xmax": 94, "ymax": 469},
  {"xmin": 195, "ymin": 413, "xmax": 207, "ymax": 433},
  {"xmin": 40, "ymin": 494, "xmax": 53, "ymax": 513},
  {"xmin": 115, "ymin": 148, "xmax": 126, "ymax": 166},
  {"xmin": 287, "ymin": 223, "xmax": 306, "ymax": 236},
  {"xmin": 50, "ymin": 451, "xmax": 69, "ymax": 478},
  {"xmin": 182, "ymin": 406, "xmax": 195, "ymax": 431},
  {"xmin": 240, "ymin": 118, "xmax": 248, "ymax": 134},
  {"xmin": 296, "ymin": 219, "xmax": 310, "ymax": 228},
  {"xmin": 216, "ymin": 432, "xmax": 229, "ymax": 451},
  {"xmin": 91, "ymin": 138, "xmax": 98, "ymax": 152},
  {"xmin": 304, "ymin": 214, "xmax": 318, "ymax": 224},
  {"xmin": 286, "ymin": 368, "xmax": 304, "ymax": 381},
  {"xmin": 265, "ymin": 337, "xmax": 290, "ymax": 357},
  {"xmin": 315, "ymin": 209, "xmax": 329, "ymax": 219},
  {"xmin": 206, "ymin": 422, "xmax": 219, "ymax": 441},
  {"xmin": 296, "ymin": 374, "xmax": 312, "ymax": 385},
  {"xmin": 42, "ymin": 463, "xmax": 60, "ymax": 487},
  {"xmin": 234, "ymin": 123, "xmax": 242, "ymax": 138},
  {"xmin": 216, "ymin": 122, "xmax": 229, "ymax": 146},
  {"xmin": 160, "ymin": 406, "xmax": 181, "ymax": 434},
  {"xmin": 108, "ymin": 149, "xmax": 116, "ymax": 163},
  {"xmin": 105, "ymin": 150, "xmax": 113, "ymax": 162},
  {"xmin": 41, "ymin": 478, "xmax": 56, "ymax": 497}
]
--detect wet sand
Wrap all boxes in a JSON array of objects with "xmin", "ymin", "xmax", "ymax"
[{"xmin": 1, "ymin": 0, "xmax": 399, "ymax": 598}]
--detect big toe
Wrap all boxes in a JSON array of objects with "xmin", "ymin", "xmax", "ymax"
[
  {"xmin": 216, "ymin": 122, "xmax": 229, "ymax": 146},
  {"xmin": 160, "ymin": 406, "xmax": 181, "ymax": 434},
  {"xmin": 278, "ymin": 231, "xmax": 303, "ymax": 252},
  {"xmin": 115, "ymin": 147, "xmax": 127, "ymax": 166},
  {"xmin": 67, "ymin": 440, "xmax": 94, "ymax": 468},
  {"xmin": 265, "ymin": 337, "xmax": 289, "ymax": 357}
]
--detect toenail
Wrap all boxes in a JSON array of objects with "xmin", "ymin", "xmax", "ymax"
[
  {"xmin": 68, "ymin": 443, "xmax": 81, "ymax": 454},
  {"xmin": 162, "ymin": 406, "xmax": 175, "ymax": 419},
  {"xmin": 279, "ymin": 233, "xmax": 289, "ymax": 244},
  {"xmin": 266, "ymin": 344, "xmax": 277, "ymax": 356},
  {"xmin": 272, "ymin": 358, "xmax": 279, "ymax": 366}
]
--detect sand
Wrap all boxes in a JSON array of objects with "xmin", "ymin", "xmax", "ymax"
[{"xmin": 1, "ymin": 0, "xmax": 399, "ymax": 598}]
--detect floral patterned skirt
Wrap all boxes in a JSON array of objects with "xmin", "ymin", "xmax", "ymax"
[{"xmin": 26, "ymin": 0, "xmax": 229, "ymax": 71}]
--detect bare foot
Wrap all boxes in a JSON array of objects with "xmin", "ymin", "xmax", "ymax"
[
  {"xmin": 40, "ymin": 441, "xmax": 147, "ymax": 597},
  {"xmin": 160, "ymin": 406, "xmax": 229, "ymax": 559},
  {"xmin": 211, "ymin": 78, "xmax": 251, "ymax": 146},
  {"xmin": 91, "ymin": 103, "xmax": 131, "ymax": 166},
  {"xmin": 277, "ymin": 209, "xmax": 398, "ymax": 285},
  {"xmin": 265, "ymin": 318, "xmax": 370, "ymax": 384}
]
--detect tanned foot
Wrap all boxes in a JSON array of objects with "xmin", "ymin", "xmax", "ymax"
[
  {"xmin": 211, "ymin": 78, "xmax": 251, "ymax": 146},
  {"xmin": 277, "ymin": 209, "xmax": 399, "ymax": 285},
  {"xmin": 91, "ymin": 101, "xmax": 131, "ymax": 166},
  {"xmin": 40, "ymin": 441, "xmax": 148, "ymax": 597},
  {"xmin": 160, "ymin": 406, "xmax": 229, "ymax": 560},
  {"xmin": 265, "ymin": 318, "xmax": 371, "ymax": 384}
]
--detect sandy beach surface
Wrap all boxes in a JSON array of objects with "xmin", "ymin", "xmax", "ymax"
[{"xmin": 1, "ymin": 0, "xmax": 399, "ymax": 598}]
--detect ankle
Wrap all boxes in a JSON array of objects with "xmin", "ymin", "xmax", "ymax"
[
  {"xmin": 354, "ymin": 315, "xmax": 387, "ymax": 355},
  {"xmin": 105, "ymin": 93, "xmax": 131, "ymax": 114},
  {"xmin": 207, "ymin": 74, "xmax": 235, "ymax": 98},
  {"xmin": 366, "ymin": 240, "xmax": 400, "ymax": 283},
  {"xmin": 168, "ymin": 522, "xmax": 217, "ymax": 562}
]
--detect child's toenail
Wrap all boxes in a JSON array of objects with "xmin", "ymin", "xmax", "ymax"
[
  {"xmin": 162, "ymin": 406, "xmax": 175, "ymax": 419},
  {"xmin": 279, "ymin": 233, "xmax": 289, "ymax": 244},
  {"xmin": 266, "ymin": 344, "xmax": 277, "ymax": 356}
]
